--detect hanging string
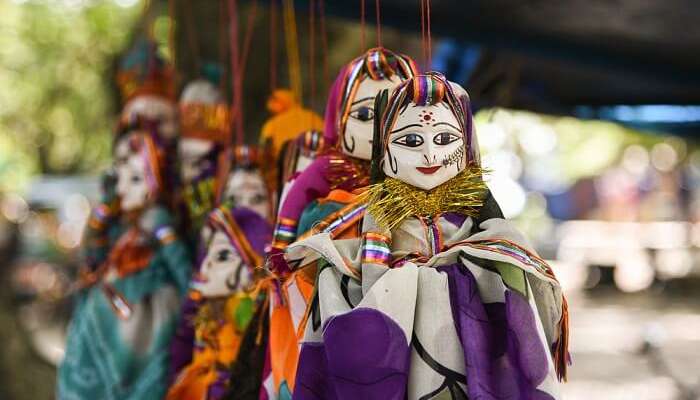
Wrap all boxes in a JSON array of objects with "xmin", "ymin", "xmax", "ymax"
[
  {"xmin": 375, "ymin": 0, "xmax": 381, "ymax": 47},
  {"xmin": 308, "ymin": 0, "xmax": 316, "ymax": 110},
  {"xmin": 228, "ymin": 0, "xmax": 244, "ymax": 145},
  {"xmin": 240, "ymin": 0, "xmax": 259, "ymax": 74},
  {"xmin": 420, "ymin": 0, "xmax": 432, "ymax": 70},
  {"xmin": 218, "ymin": 0, "xmax": 227, "ymax": 93},
  {"xmin": 183, "ymin": 0, "xmax": 201, "ymax": 76},
  {"xmin": 360, "ymin": 0, "xmax": 366, "ymax": 51},
  {"xmin": 269, "ymin": 0, "xmax": 278, "ymax": 92},
  {"xmin": 426, "ymin": 0, "xmax": 432, "ymax": 69},
  {"xmin": 282, "ymin": 0, "xmax": 303, "ymax": 103},
  {"xmin": 420, "ymin": 0, "xmax": 425, "ymax": 67},
  {"xmin": 166, "ymin": 0, "xmax": 177, "ymax": 99},
  {"xmin": 319, "ymin": 0, "xmax": 329, "ymax": 88}
]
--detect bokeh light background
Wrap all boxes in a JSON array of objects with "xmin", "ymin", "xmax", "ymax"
[{"xmin": 1, "ymin": 1, "xmax": 699, "ymax": 399}]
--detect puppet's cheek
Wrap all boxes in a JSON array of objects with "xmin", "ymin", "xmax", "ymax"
[
  {"xmin": 342, "ymin": 118, "xmax": 374, "ymax": 161},
  {"xmin": 179, "ymin": 138, "xmax": 215, "ymax": 183},
  {"xmin": 195, "ymin": 258, "xmax": 244, "ymax": 297},
  {"xmin": 116, "ymin": 158, "xmax": 150, "ymax": 212},
  {"xmin": 383, "ymin": 146, "xmax": 465, "ymax": 191},
  {"xmin": 383, "ymin": 147, "xmax": 423, "ymax": 181}
]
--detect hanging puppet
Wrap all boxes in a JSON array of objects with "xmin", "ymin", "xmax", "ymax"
[
  {"xmin": 178, "ymin": 77, "xmax": 231, "ymax": 238},
  {"xmin": 169, "ymin": 144, "xmax": 272, "ymax": 383},
  {"xmin": 117, "ymin": 38, "xmax": 178, "ymax": 141},
  {"xmin": 269, "ymin": 47, "xmax": 417, "ymax": 261},
  {"xmin": 166, "ymin": 204, "xmax": 272, "ymax": 400},
  {"xmin": 263, "ymin": 47, "xmax": 418, "ymax": 399},
  {"xmin": 81, "ymin": 38, "xmax": 177, "ymax": 271},
  {"xmin": 220, "ymin": 145, "xmax": 273, "ymax": 221},
  {"xmin": 58, "ymin": 118, "xmax": 193, "ymax": 400},
  {"xmin": 285, "ymin": 73, "xmax": 569, "ymax": 399}
]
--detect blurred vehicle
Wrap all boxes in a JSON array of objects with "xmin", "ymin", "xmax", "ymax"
[{"xmin": 3, "ymin": 175, "xmax": 98, "ymax": 366}]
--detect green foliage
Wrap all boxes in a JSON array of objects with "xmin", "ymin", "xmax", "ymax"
[{"xmin": 0, "ymin": 0, "xmax": 142, "ymax": 191}]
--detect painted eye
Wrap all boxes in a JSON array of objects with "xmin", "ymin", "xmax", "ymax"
[
  {"xmin": 433, "ymin": 132, "xmax": 461, "ymax": 145},
  {"xmin": 131, "ymin": 174, "xmax": 142, "ymax": 183},
  {"xmin": 217, "ymin": 249, "xmax": 231, "ymax": 262},
  {"xmin": 349, "ymin": 106, "xmax": 374, "ymax": 122},
  {"xmin": 392, "ymin": 133, "xmax": 424, "ymax": 148}
]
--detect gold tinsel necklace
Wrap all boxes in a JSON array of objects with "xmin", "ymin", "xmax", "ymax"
[{"xmin": 364, "ymin": 165, "xmax": 488, "ymax": 231}]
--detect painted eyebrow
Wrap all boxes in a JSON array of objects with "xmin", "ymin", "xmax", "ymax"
[
  {"xmin": 433, "ymin": 122, "xmax": 461, "ymax": 131},
  {"xmin": 350, "ymin": 97, "xmax": 374, "ymax": 106},
  {"xmin": 391, "ymin": 123, "xmax": 422, "ymax": 134}
]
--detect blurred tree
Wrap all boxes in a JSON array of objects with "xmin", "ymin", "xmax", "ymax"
[{"xmin": 0, "ymin": 0, "xmax": 142, "ymax": 192}]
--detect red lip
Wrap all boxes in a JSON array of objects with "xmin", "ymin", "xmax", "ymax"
[{"xmin": 416, "ymin": 166, "xmax": 442, "ymax": 175}]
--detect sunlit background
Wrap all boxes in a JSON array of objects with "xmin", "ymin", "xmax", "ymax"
[{"xmin": 1, "ymin": 0, "xmax": 699, "ymax": 399}]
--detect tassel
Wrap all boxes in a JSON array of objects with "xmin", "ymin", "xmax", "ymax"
[{"xmin": 553, "ymin": 296, "xmax": 570, "ymax": 382}]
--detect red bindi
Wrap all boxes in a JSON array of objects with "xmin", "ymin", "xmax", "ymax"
[{"xmin": 423, "ymin": 115, "xmax": 431, "ymax": 121}]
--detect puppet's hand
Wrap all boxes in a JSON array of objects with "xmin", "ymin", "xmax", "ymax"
[{"xmin": 267, "ymin": 248, "xmax": 291, "ymax": 276}]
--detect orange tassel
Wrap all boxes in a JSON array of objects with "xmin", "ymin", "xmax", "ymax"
[{"xmin": 553, "ymin": 296, "xmax": 570, "ymax": 382}]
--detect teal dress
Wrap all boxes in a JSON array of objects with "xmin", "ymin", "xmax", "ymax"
[
  {"xmin": 57, "ymin": 231, "xmax": 191, "ymax": 400},
  {"xmin": 297, "ymin": 199, "xmax": 347, "ymax": 236}
]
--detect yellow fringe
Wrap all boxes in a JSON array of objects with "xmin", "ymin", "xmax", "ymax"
[{"xmin": 365, "ymin": 165, "xmax": 488, "ymax": 231}]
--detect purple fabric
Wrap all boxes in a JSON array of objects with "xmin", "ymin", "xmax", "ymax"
[
  {"xmin": 323, "ymin": 68, "xmax": 348, "ymax": 147},
  {"xmin": 293, "ymin": 343, "xmax": 335, "ymax": 400},
  {"xmin": 294, "ymin": 308, "xmax": 410, "ymax": 400},
  {"xmin": 207, "ymin": 369, "xmax": 230, "ymax": 400},
  {"xmin": 438, "ymin": 263, "xmax": 553, "ymax": 400},
  {"xmin": 169, "ymin": 207, "xmax": 271, "ymax": 385},
  {"xmin": 442, "ymin": 212, "xmax": 468, "ymax": 228},
  {"xmin": 230, "ymin": 206, "xmax": 273, "ymax": 256},
  {"xmin": 167, "ymin": 296, "xmax": 199, "ymax": 384},
  {"xmin": 277, "ymin": 156, "xmax": 332, "ymax": 223}
]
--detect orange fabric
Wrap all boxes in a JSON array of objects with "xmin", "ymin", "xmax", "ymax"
[
  {"xmin": 167, "ymin": 296, "xmax": 248, "ymax": 400},
  {"xmin": 268, "ymin": 272, "xmax": 315, "ymax": 393},
  {"xmin": 260, "ymin": 105, "xmax": 323, "ymax": 160},
  {"xmin": 317, "ymin": 189, "xmax": 358, "ymax": 205},
  {"xmin": 269, "ymin": 295, "xmax": 299, "ymax": 392},
  {"xmin": 108, "ymin": 229, "xmax": 153, "ymax": 278}
]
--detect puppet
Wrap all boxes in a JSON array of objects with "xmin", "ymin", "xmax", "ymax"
[
  {"xmin": 82, "ymin": 38, "xmax": 176, "ymax": 271},
  {"xmin": 263, "ymin": 47, "xmax": 418, "ymax": 399},
  {"xmin": 166, "ymin": 204, "xmax": 272, "ymax": 400},
  {"xmin": 287, "ymin": 73, "xmax": 569, "ymax": 399},
  {"xmin": 117, "ymin": 38, "xmax": 178, "ymax": 141},
  {"xmin": 178, "ymin": 78, "xmax": 230, "ymax": 236},
  {"xmin": 169, "ymin": 144, "xmax": 272, "ymax": 382},
  {"xmin": 220, "ymin": 146, "xmax": 272, "ymax": 221},
  {"xmin": 58, "ymin": 119, "xmax": 192, "ymax": 400},
  {"xmin": 269, "ymin": 47, "xmax": 417, "ymax": 263}
]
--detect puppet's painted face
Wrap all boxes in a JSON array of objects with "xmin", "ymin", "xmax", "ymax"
[
  {"xmin": 383, "ymin": 102, "xmax": 465, "ymax": 190},
  {"xmin": 192, "ymin": 230, "xmax": 251, "ymax": 297},
  {"xmin": 115, "ymin": 135, "xmax": 151, "ymax": 211},
  {"xmin": 341, "ymin": 76, "xmax": 400, "ymax": 160},
  {"xmin": 179, "ymin": 138, "xmax": 216, "ymax": 184},
  {"xmin": 122, "ymin": 96, "xmax": 178, "ymax": 140},
  {"xmin": 224, "ymin": 169, "xmax": 270, "ymax": 219}
]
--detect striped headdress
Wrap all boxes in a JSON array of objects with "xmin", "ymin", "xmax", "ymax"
[
  {"xmin": 117, "ymin": 117, "xmax": 170, "ymax": 204},
  {"xmin": 206, "ymin": 204, "xmax": 271, "ymax": 270},
  {"xmin": 379, "ymin": 72, "xmax": 477, "ymax": 164},
  {"xmin": 324, "ymin": 47, "xmax": 418, "ymax": 147}
]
